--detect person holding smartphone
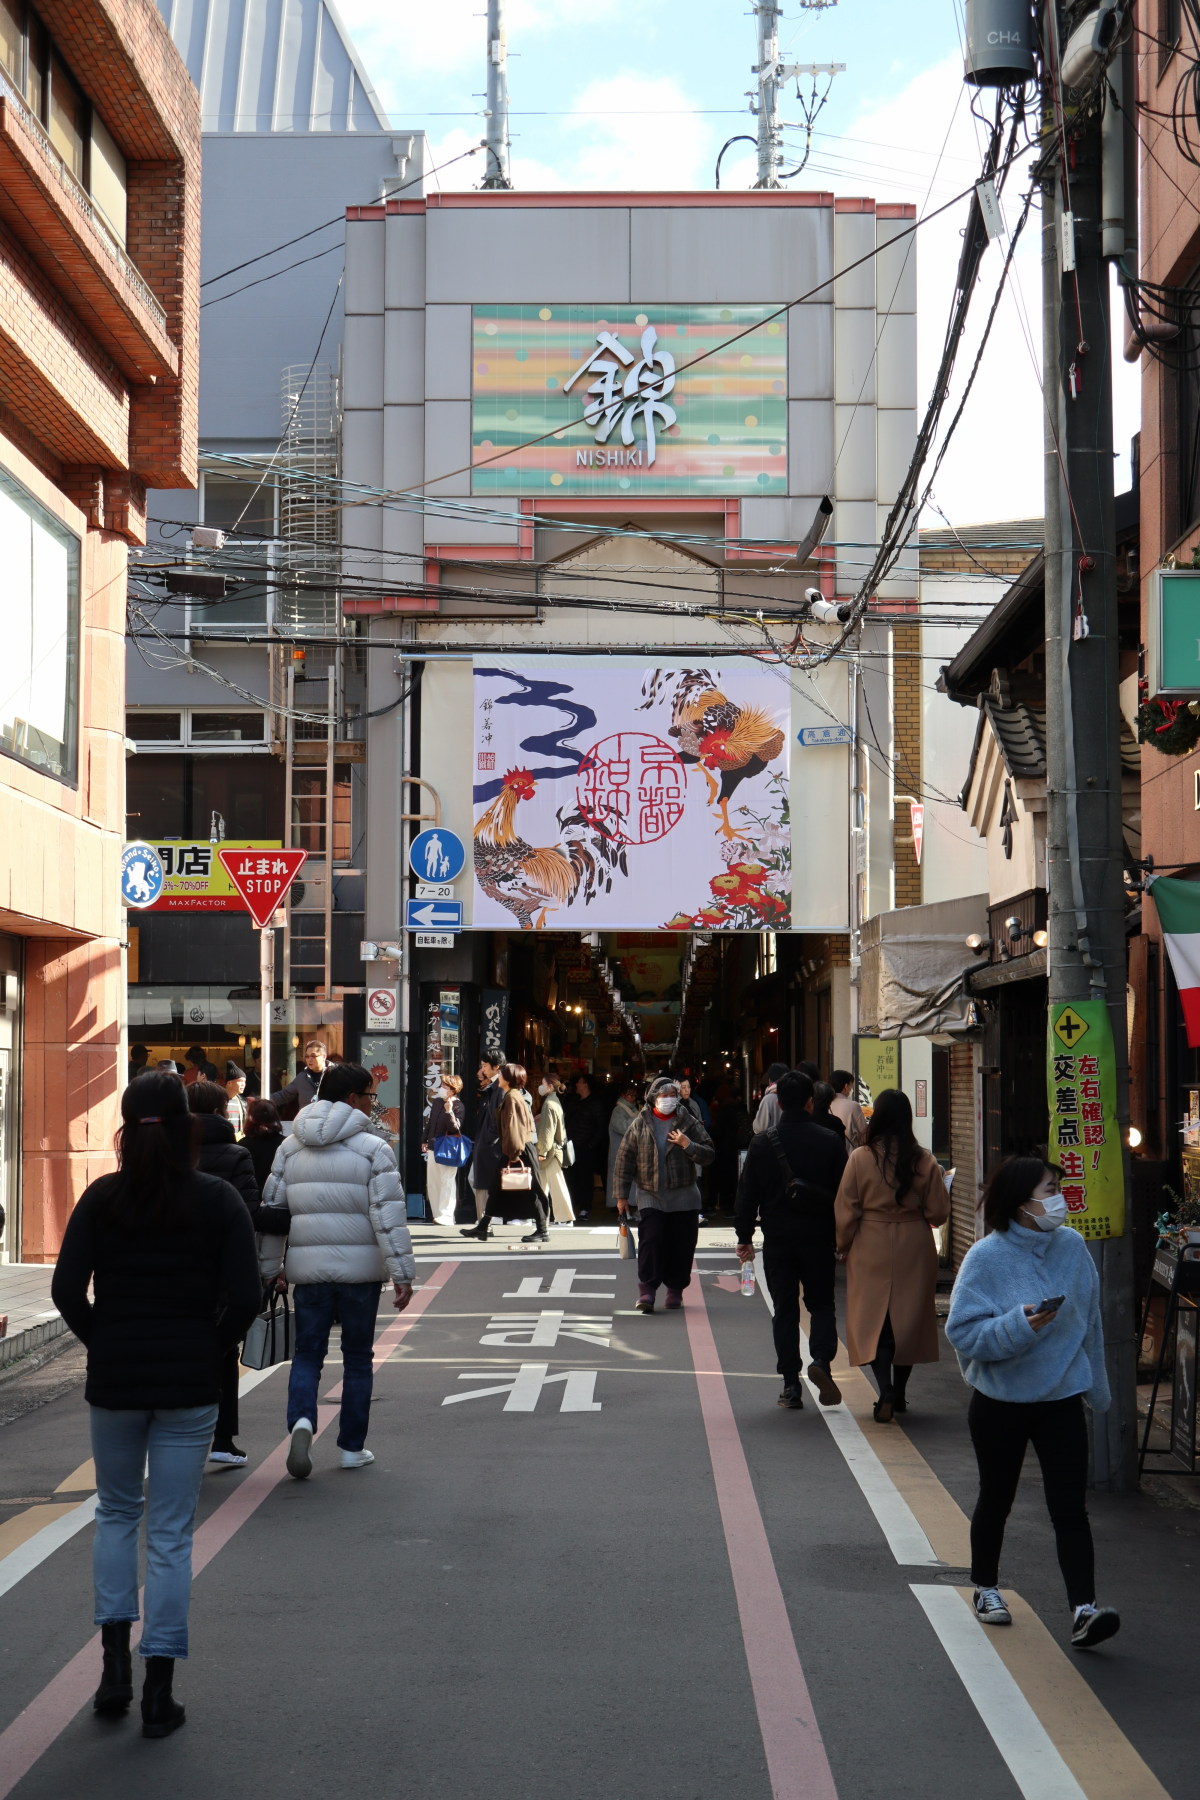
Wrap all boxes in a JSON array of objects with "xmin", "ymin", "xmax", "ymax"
[{"xmin": 946, "ymin": 1156, "xmax": 1119, "ymax": 1649}]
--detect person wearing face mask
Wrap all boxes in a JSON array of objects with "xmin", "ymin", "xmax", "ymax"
[
  {"xmin": 535, "ymin": 1076, "xmax": 574, "ymax": 1225},
  {"xmin": 613, "ymin": 1077, "xmax": 715, "ymax": 1312},
  {"xmin": 422, "ymin": 1073, "xmax": 466, "ymax": 1227},
  {"xmin": 946, "ymin": 1156, "xmax": 1118, "ymax": 1650}
]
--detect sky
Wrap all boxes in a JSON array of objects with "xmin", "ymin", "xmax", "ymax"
[{"xmin": 334, "ymin": 0, "xmax": 1140, "ymax": 526}]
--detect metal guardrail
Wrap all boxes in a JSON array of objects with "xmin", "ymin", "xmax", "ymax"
[{"xmin": 0, "ymin": 64, "xmax": 168, "ymax": 330}]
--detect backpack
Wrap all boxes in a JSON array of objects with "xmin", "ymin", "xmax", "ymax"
[{"xmin": 764, "ymin": 1127, "xmax": 834, "ymax": 1216}]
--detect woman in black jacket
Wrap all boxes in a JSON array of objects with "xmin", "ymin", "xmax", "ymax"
[
  {"xmin": 51, "ymin": 1071, "xmax": 261, "ymax": 1739},
  {"xmin": 242, "ymin": 1097, "xmax": 286, "ymax": 1197},
  {"xmin": 187, "ymin": 1080, "xmax": 263, "ymax": 1468}
]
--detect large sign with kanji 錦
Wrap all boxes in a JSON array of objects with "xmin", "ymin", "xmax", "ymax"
[
  {"xmin": 140, "ymin": 840, "xmax": 282, "ymax": 911},
  {"xmin": 470, "ymin": 304, "xmax": 787, "ymax": 498},
  {"xmin": 1047, "ymin": 1001, "xmax": 1125, "ymax": 1240}
]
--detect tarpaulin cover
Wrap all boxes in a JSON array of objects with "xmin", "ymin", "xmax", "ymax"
[{"xmin": 858, "ymin": 893, "xmax": 988, "ymax": 1039}]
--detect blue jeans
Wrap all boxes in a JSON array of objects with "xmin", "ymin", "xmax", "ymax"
[
  {"xmin": 287, "ymin": 1282, "xmax": 381, "ymax": 1451},
  {"xmin": 89, "ymin": 1402, "xmax": 219, "ymax": 1659}
]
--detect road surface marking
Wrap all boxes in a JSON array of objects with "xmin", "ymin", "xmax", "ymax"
[
  {"xmin": 53, "ymin": 1459, "xmax": 94, "ymax": 1494},
  {"xmin": 685, "ymin": 1278, "xmax": 839, "ymax": 1800},
  {"xmin": 753, "ymin": 1269, "xmax": 941, "ymax": 1567},
  {"xmin": 912, "ymin": 1585, "xmax": 1087, "ymax": 1800},
  {"xmin": 0, "ymin": 1502, "xmax": 97, "ymax": 1599},
  {"xmin": 0, "ymin": 1264, "xmax": 460, "ymax": 1797}
]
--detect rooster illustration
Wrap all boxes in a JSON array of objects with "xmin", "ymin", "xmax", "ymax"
[
  {"xmin": 641, "ymin": 669, "xmax": 785, "ymax": 840},
  {"xmin": 474, "ymin": 767, "xmax": 616, "ymax": 930}
]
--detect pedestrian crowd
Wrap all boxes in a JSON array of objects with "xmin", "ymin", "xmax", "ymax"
[{"xmin": 49, "ymin": 1037, "xmax": 1121, "ymax": 1745}]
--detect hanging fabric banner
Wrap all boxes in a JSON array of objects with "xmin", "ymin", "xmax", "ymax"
[
  {"xmin": 473, "ymin": 658, "xmax": 791, "ymax": 930},
  {"xmin": 1145, "ymin": 875, "xmax": 1200, "ymax": 1046},
  {"xmin": 1047, "ymin": 1000, "xmax": 1125, "ymax": 1241}
]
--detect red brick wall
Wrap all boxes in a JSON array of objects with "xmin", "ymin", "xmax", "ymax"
[{"xmin": 949, "ymin": 1042, "xmax": 978, "ymax": 1267}]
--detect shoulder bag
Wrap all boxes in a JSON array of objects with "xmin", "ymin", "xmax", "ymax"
[
  {"xmin": 500, "ymin": 1158, "xmax": 533, "ymax": 1191},
  {"xmin": 766, "ymin": 1128, "xmax": 833, "ymax": 1216},
  {"xmin": 242, "ymin": 1289, "xmax": 292, "ymax": 1371}
]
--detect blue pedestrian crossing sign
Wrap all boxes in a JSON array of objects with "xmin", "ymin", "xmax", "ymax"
[
  {"xmin": 409, "ymin": 827, "xmax": 466, "ymax": 884},
  {"xmin": 121, "ymin": 841, "xmax": 165, "ymax": 909}
]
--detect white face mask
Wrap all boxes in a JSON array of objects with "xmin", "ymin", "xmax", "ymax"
[
  {"xmin": 654, "ymin": 1094, "xmax": 679, "ymax": 1115},
  {"xmin": 538, "ymin": 1081, "xmax": 553, "ymax": 1097},
  {"xmin": 1024, "ymin": 1193, "xmax": 1068, "ymax": 1232}
]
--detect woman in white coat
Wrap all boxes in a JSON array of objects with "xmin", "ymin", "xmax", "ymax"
[
  {"xmin": 423, "ymin": 1073, "xmax": 466, "ymax": 1226},
  {"xmin": 536, "ymin": 1076, "xmax": 574, "ymax": 1225}
]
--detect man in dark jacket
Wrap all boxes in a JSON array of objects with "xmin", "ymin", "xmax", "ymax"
[
  {"xmin": 468, "ymin": 1058, "xmax": 503, "ymax": 1221},
  {"xmin": 565, "ymin": 1073, "xmax": 607, "ymax": 1221},
  {"xmin": 271, "ymin": 1039, "xmax": 328, "ymax": 1110},
  {"xmin": 187, "ymin": 1081, "xmax": 262, "ymax": 1466},
  {"xmin": 735, "ymin": 1070, "xmax": 847, "ymax": 1411}
]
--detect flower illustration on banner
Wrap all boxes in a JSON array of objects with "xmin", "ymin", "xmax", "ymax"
[{"xmin": 660, "ymin": 772, "xmax": 791, "ymax": 930}]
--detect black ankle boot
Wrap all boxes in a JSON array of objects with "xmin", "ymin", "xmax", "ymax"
[
  {"xmin": 459, "ymin": 1220, "xmax": 489, "ymax": 1240},
  {"xmin": 141, "ymin": 1656, "xmax": 185, "ymax": 1739},
  {"xmin": 93, "ymin": 1621, "xmax": 133, "ymax": 1715}
]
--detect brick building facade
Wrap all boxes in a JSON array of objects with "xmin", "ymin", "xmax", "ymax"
[{"xmin": 0, "ymin": 0, "xmax": 199, "ymax": 1258}]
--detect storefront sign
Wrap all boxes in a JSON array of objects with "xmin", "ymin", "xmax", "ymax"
[
  {"xmin": 1148, "ymin": 568, "xmax": 1200, "ymax": 695},
  {"xmin": 121, "ymin": 842, "xmax": 165, "ymax": 909},
  {"xmin": 481, "ymin": 987, "xmax": 509, "ymax": 1064},
  {"xmin": 473, "ymin": 659, "xmax": 790, "ymax": 930},
  {"xmin": 471, "ymin": 304, "xmax": 787, "ymax": 498},
  {"xmin": 143, "ymin": 840, "xmax": 282, "ymax": 912},
  {"xmin": 440, "ymin": 989, "xmax": 461, "ymax": 1047},
  {"xmin": 1047, "ymin": 1001, "xmax": 1125, "ymax": 1241},
  {"xmin": 854, "ymin": 1036, "xmax": 900, "ymax": 1104}
]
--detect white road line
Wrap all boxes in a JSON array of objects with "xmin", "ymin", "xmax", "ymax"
[
  {"xmin": 754, "ymin": 1269, "xmax": 941, "ymax": 1567},
  {"xmin": 911, "ymin": 1587, "xmax": 1087, "ymax": 1800},
  {"xmin": 237, "ymin": 1363, "xmax": 284, "ymax": 1397},
  {"xmin": 0, "ymin": 1499, "xmax": 97, "ymax": 1602}
]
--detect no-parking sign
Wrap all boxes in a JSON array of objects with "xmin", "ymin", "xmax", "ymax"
[{"xmin": 366, "ymin": 985, "xmax": 399, "ymax": 1030}]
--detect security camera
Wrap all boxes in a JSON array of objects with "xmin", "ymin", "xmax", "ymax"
[{"xmin": 803, "ymin": 586, "xmax": 853, "ymax": 625}]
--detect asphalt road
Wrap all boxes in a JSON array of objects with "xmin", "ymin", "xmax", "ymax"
[{"xmin": 0, "ymin": 1243, "xmax": 1195, "ymax": 1800}]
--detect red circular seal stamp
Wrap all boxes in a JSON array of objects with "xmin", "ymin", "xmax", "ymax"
[{"xmin": 576, "ymin": 732, "xmax": 686, "ymax": 845}]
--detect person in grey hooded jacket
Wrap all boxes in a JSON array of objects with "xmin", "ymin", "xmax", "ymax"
[{"xmin": 258, "ymin": 1063, "xmax": 415, "ymax": 1478}]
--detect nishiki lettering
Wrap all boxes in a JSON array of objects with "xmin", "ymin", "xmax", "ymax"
[{"xmin": 563, "ymin": 324, "xmax": 677, "ymax": 464}]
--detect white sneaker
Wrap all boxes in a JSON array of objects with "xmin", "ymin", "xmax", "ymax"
[
  {"xmin": 340, "ymin": 1448, "xmax": 375, "ymax": 1470},
  {"xmin": 972, "ymin": 1586, "xmax": 1011, "ymax": 1626},
  {"xmin": 286, "ymin": 1418, "xmax": 314, "ymax": 1480}
]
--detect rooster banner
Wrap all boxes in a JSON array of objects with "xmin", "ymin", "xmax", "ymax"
[{"xmin": 473, "ymin": 660, "xmax": 791, "ymax": 931}]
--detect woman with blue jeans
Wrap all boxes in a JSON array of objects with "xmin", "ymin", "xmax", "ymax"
[
  {"xmin": 946, "ymin": 1155, "xmax": 1120, "ymax": 1650},
  {"xmin": 52, "ymin": 1071, "xmax": 261, "ymax": 1737}
]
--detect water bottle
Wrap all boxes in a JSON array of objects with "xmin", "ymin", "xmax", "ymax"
[{"xmin": 740, "ymin": 1259, "xmax": 756, "ymax": 1298}]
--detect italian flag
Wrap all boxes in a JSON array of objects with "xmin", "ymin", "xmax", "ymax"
[{"xmin": 1147, "ymin": 875, "xmax": 1200, "ymax": 1045}]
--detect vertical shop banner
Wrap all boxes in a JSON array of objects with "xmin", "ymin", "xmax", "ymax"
[
  {"xmin": 361, "ymin": 1034, "xmax": 402, "ymax": 1108},
  {"xmin": 480, "ymin": 988, "xmax": 509, "ymax": 1064},
  {"xmin": 1047, "ymin": 1001, "xmax": 1125, "ymax": 1240},
  {"xmin": 473, "ymin": 659, "xmax": 790, "ymax": 931},
  {"xmin": 471, "ymin": 304, "xmax": 787, "ymax": 499},
  {"xmin": 854, "ymin": 1036, "xmax": 900, "ymax": 1105}
]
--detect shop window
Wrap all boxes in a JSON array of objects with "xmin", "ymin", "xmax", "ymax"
[
  {"xmin": 126, "ymin": 753, "xmax": 285, "ymax": 842},
  {"xmin": 0, "ymin": 465, "xmax": 79, "ymax": 782}
]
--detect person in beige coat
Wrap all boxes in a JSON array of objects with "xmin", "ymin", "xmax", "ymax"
[
  {"xmin": 535, "ymin": 1076, "xmax": 574, "ymax": 1224},
  {"xmin": 834, "ymin": 1089, "xmax": 950, "ymax": 1423}
]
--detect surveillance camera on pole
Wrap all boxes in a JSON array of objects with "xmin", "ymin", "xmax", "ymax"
[{"xmin": 803, "ymin": 586, "xmax": 853, "ymax": 624}]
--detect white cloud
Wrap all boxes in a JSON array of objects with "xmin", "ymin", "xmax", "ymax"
[{"xmin": 336, "ymin": 0, "xmax": 621, "ymax": 80}]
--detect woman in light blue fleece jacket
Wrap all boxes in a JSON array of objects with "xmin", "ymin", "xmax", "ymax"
[{"xmin": 946, "ymin": 1155, "xmax": 1119, "ymax": 1650}]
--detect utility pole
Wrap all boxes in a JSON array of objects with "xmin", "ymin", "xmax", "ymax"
[
  {"xmin": 1038, "ymin": 1, "xmax": 1137, "ymax": 1489},
  {"xmin": 748, "ymin": 0, "xmax": 843, "ymax": 189},
  {"xmin": 481, "ymin": 0, "xmax": 513, "ymax": 191}
]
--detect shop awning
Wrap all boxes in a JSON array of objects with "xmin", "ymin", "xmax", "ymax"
[{"xmin": 858, "ymin": 894, "xmax": 988, "ymax": 1040}]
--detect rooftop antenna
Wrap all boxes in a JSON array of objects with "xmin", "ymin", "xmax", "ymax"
[
  {"xmin": 481, "ymin": 0, "xmax": 513, "ymax": 190},
  {"xmin": 747, "ymin": 0, "xmax": 843, "ymax": 190}
]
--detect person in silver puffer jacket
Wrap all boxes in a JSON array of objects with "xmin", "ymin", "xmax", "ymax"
[{"xmin": 259, "ymin": 1063, "xmax": 415, "ymax": 1478}]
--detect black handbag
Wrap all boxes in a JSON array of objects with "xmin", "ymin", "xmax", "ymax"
[{"xmin": 242, "ymin": 1290, "xmax": 292, "ymax": 1370}]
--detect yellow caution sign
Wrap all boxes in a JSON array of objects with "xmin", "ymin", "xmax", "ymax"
[{"xmin": 1053, "ymin": 1006, "xmax": 1089, "ymax": 1050}]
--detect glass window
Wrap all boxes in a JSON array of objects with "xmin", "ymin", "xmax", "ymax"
[
  {"xmin": 47, "ymin": 50, "xmax": 84, "ymax": 179},
  {"xmin": 0, "ymin": 466, "xmax": 79, "ymax": 781},
  {"xmin": 202, "ymin": 474, "xmax": 276, "ymax": 539},
  {"xmin": 126, "ymin": 754, "xmax": 284, "ymax": 841},
  {"xmin": 24, "ymin": 13, "xmax": 43, "ymax": 115},
  {"xmin": 0, "ymin": 0, "xmax": 22, "ymax": 85},
  {"xmin": 127, "ymin": 712, "xmax": 182, "ymax": 742},
  {"xmin": 189, "ymin": 712, "xmax": 265, "ymax": 743},
  {"xmin": 89, "ymin": 110, "xmax": 126, "ymax": 242}
]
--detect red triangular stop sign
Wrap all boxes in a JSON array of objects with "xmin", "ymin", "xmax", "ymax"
[{"xmin": 218, "ymin": 848, "xmax": 308, "ymax": 929}]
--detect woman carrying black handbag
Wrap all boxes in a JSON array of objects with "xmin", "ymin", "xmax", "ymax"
[
  {"xmin": 51, "ymin": 1072, "xmax": 261, "ymax": 1738},
  {"xmin": 461, "ymin": 1063, "xmax": 550, "ymax": 1244}
]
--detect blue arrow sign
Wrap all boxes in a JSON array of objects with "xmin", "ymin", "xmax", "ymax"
[
  {"xmin": 409, "ymin": 827, "xmax": 466, "ymax": 883},
  {"xmin": 406, "ymin": 898, "xmax": 463, "ymax": 932}
]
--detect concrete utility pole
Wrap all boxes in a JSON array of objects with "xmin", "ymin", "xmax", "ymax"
[
  {"xmin": 749, "ymin": 0, "xmax": 843, "ymax": 189},
  {"xmin": 481, "ymin": 0, "xmax": 513, "ymax": 191},
  {"xmin": 1039, "ymin": 1, "xmax": 1137, "ymax": 1488}
]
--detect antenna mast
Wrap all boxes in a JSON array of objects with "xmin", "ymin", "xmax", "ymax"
[
  {"xmin": 749, "ymin": 0, "xmax": 843, "ymax": 190},
  {"xmin": 481, "ymin": 0, "xmax": 513, "ymax": 190}
]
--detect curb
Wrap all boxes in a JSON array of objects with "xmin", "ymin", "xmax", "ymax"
[{"xmin": 0, "ymin": 1316, "xmax": 69, "ymax": 1372}]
